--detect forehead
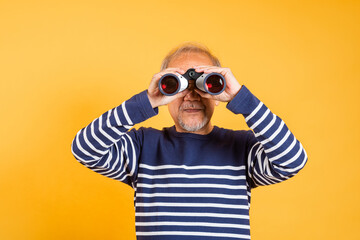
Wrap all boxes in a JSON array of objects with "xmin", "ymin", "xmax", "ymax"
[{"xmin": 167, "ymin": 52, "xmax": 214, "ymax": 70}]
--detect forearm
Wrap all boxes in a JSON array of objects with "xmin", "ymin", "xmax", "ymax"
[
  {"xmin": 71, "ymin": 90, "xmax": 158, "ymax": 165},
  {"xmin": 227, "ymin": 86, "xmax": 307, "ymax": 185}
]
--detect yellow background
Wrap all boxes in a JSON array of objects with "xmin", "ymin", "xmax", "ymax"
[{"xmin": 1, "ymin": 0, "xmax": 359, "ymax": 239}]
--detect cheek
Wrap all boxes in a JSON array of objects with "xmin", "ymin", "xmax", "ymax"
[
  {"xmin": 204, "ymin": 101, "xmax": 216, "ymax": 116},
  {"xmin": 168, "ymin": 100, "xmax": 181, "ymax": 118}
]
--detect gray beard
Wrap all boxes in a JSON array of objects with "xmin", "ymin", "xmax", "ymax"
[{"xmin": 178, "ymin": 114, "xmax": 209, "ymax": 132}]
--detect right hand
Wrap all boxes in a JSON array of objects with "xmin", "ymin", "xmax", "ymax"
[{"xmin": 147, "ymin": 68, "xmax": 190, "ymax": 108}]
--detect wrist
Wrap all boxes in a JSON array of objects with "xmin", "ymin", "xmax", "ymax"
[
  {"xmin": 146, "ymin": 91, "xmax": 158, "ymax": 109},
  {"xmin": 228, "ymin": 85, "xmax": 242, "ymax": 102}
]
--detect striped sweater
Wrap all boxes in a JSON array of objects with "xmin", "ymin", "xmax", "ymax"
[{"xmin": 71, "ymin": 85, "xmax": 307, "ymax": 240}]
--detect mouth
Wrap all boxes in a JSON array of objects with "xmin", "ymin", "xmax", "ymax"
[
  {"xmin": 180, "ymin": 102, "xmax": 205, "ymax": 114},
  {"xmin": 183, "ymin": 109, "xmax": 203, "ymax": 113}
]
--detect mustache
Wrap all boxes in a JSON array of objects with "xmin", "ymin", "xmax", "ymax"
[{"xmin": 180, "ymin": 102, "xmax": 205, "ymax": 110}]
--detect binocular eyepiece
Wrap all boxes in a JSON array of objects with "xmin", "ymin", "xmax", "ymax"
[{"xmin": 158, "ymin": 68, "xmax": 226, "ymax": 96}]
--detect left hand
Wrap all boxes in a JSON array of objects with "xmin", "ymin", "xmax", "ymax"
[{"xmin": 194, "ymin": 66, "xmax": 242, "ymax": 102}]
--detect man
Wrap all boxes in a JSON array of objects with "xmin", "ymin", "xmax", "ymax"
[{"xmin": 71, "ymin": 42, "xmax": 307, "ymax": 240}]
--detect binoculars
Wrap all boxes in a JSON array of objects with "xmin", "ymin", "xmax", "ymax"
[{"xmin": 158, "ymin": 68, "xmax": 226, "ymax": 96}]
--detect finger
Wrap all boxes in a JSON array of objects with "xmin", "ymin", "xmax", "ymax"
[
  {"xmin": 176, "ymin": 89, "xmax": 191, "ymax": 98},
  {"xmin": 194, "ymin": 65, "xmax": 219, "ymax": 70},
  {"xmin": 152, "ymin": 68, "xmax": 184, "ymax": 83},
  {"xmin": 164, "ymin": 89, "xmax": 190, "ymax": 104},
  {"xmin": 164, "ymin": 68, "xmax": 186, "ymax": 74},
  {"xmin": 194, "ymin": 66, "xmax": 215, "ymax": 72},
  {"xmin": 202, "ymin": 67, "xmax": 228, "ymax": 75},
  {"xmin": 194, "ymin": 89, "xmax": 213, "ymax": 99},
  {"xmin": 195, "ymin": 66, "xmax": 227, "ymax": 75},
  {"xmin": 156, "ymin": 70, "xmax": 185, "ymax": 80},
  {"xmin": 201, "ymin": 67, "xmax": 226, "ymax": 73}
]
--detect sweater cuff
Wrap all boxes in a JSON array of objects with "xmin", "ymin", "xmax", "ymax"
[
  {"xmin": 137, "ymin": 90, "xmax": 159, "ymax": 119},
  {"xmin": 226, "ymin": 85, "xmax": 261, "ymax": 116},
  {"xmin": 123, "ymin": 90, "xmax": 158, "ymax": 125}
]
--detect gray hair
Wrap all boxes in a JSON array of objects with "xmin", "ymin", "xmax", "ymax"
[{"xmin": 160, "ymin": 42, "xmax": 221, "ymax": 71}]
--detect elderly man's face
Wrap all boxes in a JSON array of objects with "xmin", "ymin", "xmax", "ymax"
[{"xmin": 167, "ymin": 52, "xmax": 218, "ymax": 134}]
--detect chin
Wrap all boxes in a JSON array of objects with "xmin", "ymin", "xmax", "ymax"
[{"xmin": 178, "ymin": 117, "xmax": 209, "ymax": 132}]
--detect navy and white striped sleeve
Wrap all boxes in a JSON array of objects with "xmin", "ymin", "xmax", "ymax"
[
  {"xmin": 71, "ymin": 90, "xmax": 158, "ymax": 188},
  {"xmin": 227, "ymin": 85, "xmax": 308, "ymax": 188}
]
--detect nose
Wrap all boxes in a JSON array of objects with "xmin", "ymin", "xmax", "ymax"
[{"xmin": 184, "ymin": 80, "xmax": 200, "ymax": 101}]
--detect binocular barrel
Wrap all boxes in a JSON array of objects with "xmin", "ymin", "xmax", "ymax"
[
  {"xmin": 158, "ymin": 69, "xmax": 226, "ymax": 96},
  {"xmin": 159, "ymin": 73, "xmax": 188, "ymax": 96}
]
